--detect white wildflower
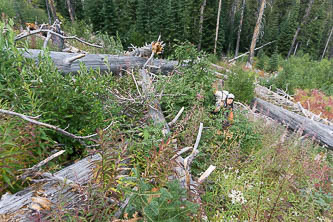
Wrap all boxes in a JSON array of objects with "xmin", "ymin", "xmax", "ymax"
[
  {"xmin": 317, "ymin": 216, "xmax": 325, "ymax": 222},
  {"xmin": 228, "ymin": 189, "xmax": 247, "ymax": 205},
  {"xmin": 235, "ymin": 169, "xmax": 239, "ymax": 174}
]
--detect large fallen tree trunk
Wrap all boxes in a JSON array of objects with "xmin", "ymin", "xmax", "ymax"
[
  {"xmin": 0, "ymin": 154, "xmax": 101, "ymax": 221},
  {"xmin": 253, "ymin": 98, "xmax": 333, "ymax": 150},
  {"xmin": 22, "ymin": 49, "xmax": 178, "ymax": 75}
]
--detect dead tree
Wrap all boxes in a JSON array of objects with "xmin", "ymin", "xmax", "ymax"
[
  {"xmin": 227, "ymin": 0, "xmax": 237, "ymax": 53},
  {"xmin": 66, "ymin": 0, "xmax": 75, "ymax": 23},
  {"xmin": 214, "ymin": 0, "xmax": 223, "ymax": 55},
  {"xmin": 287, "ymin": 0, "xmax": 314, "ymax": 58},
  {"xmin": 0, "ymin": 154, "xmax": 102, "ymax": 221},
  {"xmin": 253, "ymin": 98, "xmax": 333, "ymax": 150},
  {"xmin": 198, "ymin": 0, "xmax": 207, "ymax": 51},
  {"xmin": 246, "ymin": 0, "xmax": 266, "ymax": 69},
  {"xmin": 235, "ymin": 0, "xmax": 245, "ymax": 57},
  {"xmin": 46, "ymin": 0, "xmax": 58, "ymax": 23},
  {"xmin": 22, "ymin": 49, "xmax": 178, "ymax": 75},
  {"xmin": 321, "ymin": 25, "xmax": 333, "ymax": 60}
]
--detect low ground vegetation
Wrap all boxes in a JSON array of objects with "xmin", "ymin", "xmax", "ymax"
[{"xmin": 0, "ymin": 21, "xmax": 332, "ymax": 221}]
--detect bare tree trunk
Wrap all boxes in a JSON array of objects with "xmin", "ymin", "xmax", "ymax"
[
  {"xmin": 66, "ymin": 0, "xmax": 75, "ymax": 23},
  {"xmin": 321, "ymin": 26, "xmax": 333, "ymax": 60},
  {"xmin": 293, "ymin": 41, "xmax": 299, "ymax": 56},
  {"xmin": 48, "ymin": 0, "xmax": 58, "ymax": 23},
  {"xmin": 287, "ymin": 0, "xmax": 314, "ymax": 58},
  {"xmin": 235, "ymin": 0, "xmax": 245, "ymax": 57},
  {"xmin": 45, "ymin": 0, "xmax": 52, "ymax": 24},
  {"xmin": 228, "ymin": 0, "xmax": 237, "ymax": 53},
  {"xmin": 214, "ymin": 0, "xmax": 223, "ymax": 55},
  {"xmin": 198, "ymin": 0, "xmax": 207, "ymax": 51},
  {"xmin": 246, "ymin": 0, "xmax": 266, "ymax": 69}
]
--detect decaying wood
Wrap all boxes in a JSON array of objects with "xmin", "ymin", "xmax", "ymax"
[
  {"xmin": 130, "ymin": 45, "xmax": 214, "ymax": 218},
  {"xmin": 255, "ymin": 84, "xmax": 332, "ymax": 126},
  {"xmin": 126, "ymin": 41, "xmax": 164, "ymax": 57},
  {"xmin": 209, "ymin": 64, "xmax": 332, "ymax": 127},
  {"xmin": 229, "ymin": 41, "xmax": 275, "ymax": 63},
  {"xmin": 198, "ymin": 165, "xmax": 216, "ymax": 184},
  {"xmin": 168, "ymin": 107, "xmax": 185, "ymax": 127},
  {"xmin": 0, "ymin": 154, "xmax": 101, "ymax": 221},
  {"xmin": 140, "ymin": 48, "xmax": 171, "ymax": 135},
  {"xmin": 19, "ymin": 150, "xmax": 66, "ymax": 180},
  {"xmin": 15, "ymin": 28, "xmax": 102, "ymax": 49},
  {"xmin": 22, "ymin": 49, "xmax": 178, "ymax": 75},
  {"xmin": 252, "ymin": 98, "xmax": 333, "ymax": 150},
  {"xmin": 246, "ymin": 0, "xmax": 266, "ymax": 68}
]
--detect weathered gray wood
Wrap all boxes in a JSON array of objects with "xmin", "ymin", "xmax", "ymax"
[
  {"xmin": 0, "ymin": 154, "xmax": 101, "ymax": 221},
  {"xmin": 22, "ymin": 49, "xmax": 178, "ymax": 75},
  {"xmin": 253, "ymin": 98, "xmax": 333, "ymax": 150},
  {"xmin": 140, "ymin": 68, "xmax": 170, "ymax": 134}
]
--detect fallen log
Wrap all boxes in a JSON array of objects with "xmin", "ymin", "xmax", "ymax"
[
  {"xmin": 0, "ymin": 154, "xmax": 101, "ymax": 221},
  {"xmin": 255, "ymin": 84, "xmax": 332, "ymax": 126},
  {"xmin": 252, "ymin": 98, "xmax": 333, "ymax": 150},
  {"xmin": 22, "ymin": 49, "xmax": 178, "ymax": 75}
]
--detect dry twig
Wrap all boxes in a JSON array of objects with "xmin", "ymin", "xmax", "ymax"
[{"xmin": 0, "ymin": 109, "xmax": 114, "ymax": 142}]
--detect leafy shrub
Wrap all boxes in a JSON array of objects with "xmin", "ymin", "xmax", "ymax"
[
  {"xmin": 0, "ymin": 102, "xmax": 53, "ymax": 194},
  {"xmin": 159, "ymin": 43, "xmax": 215, "ymax": 117},
  {"xmin": 0, "ymin": 0, "xmax": 48, "ymax": 24},
  {"xmin": 169, "ymin": 41, "xmax": 201, "ymax": 65},
  {"xmin": 225, "ymin": 67, "xmax": 255, "ymax": 104},
  {"xmin": 1, "ymin": 21, "xmax": 121, "ymax": 155},
  {"xmin": 266, "ymin": 54, "xmax": 333, "ymax": 95}
]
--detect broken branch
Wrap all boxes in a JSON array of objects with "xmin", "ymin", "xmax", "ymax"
[
  {"xmin": 15, "ymin": 29, "xmax": 103, "ymax": 48},
  {"xmin": 168, "ymin": 107, "xmax": 184, "ymax": 126},
  {"xmin": 0, "ymin": 109, "xmax": 114, "ymax": 141},
  {"xmin": 18, "ymin": 150, "xmax": 66, "ymax": 180}
]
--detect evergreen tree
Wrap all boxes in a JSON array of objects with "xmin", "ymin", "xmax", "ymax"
[
  {"xmin": 278, "ymin": 1, "xmax": 299, "ymax": 56},
  {"xmin": 136, "ymin": 0, "xmax": 148, "ymax": 37},
  {"xmin": 85, "ymin": 0, "xmax": 104, "ymax": 32},
  {"xmin": 101, "ymin": 0, "xmax": 118, "ymax": 35},
  {"xmin": 269, "ymin": 46, "xmax": 279, "ymax": 72},
  {"xmin": 256, "ymin": 49, "xmax": 266, "ymax": 70},
  {"xmin": 301, "ymin": 0, "xmax": 327, "ymax": 58}
]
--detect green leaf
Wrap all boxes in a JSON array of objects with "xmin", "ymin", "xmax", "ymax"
[{"xmin": 2, "ymin": 173, "xmax": 13, "ymax": 188}]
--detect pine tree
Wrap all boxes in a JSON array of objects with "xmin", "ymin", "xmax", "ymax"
[
  {"xmin": 263, "ymin": 7, "xmax": 279, "ymax": 55},
  {"xmin": 278, "ymin": 2, "xmax": 299, "ymax": 56},
  {"xmin": 256, "ymin": 49, "xmax": 266, "ymax": 70},
  {"xmin": 301, "ymin": 0, "xmax": 327, "ymax": 59},
  {"xmin": 268, "ymin": 46, "xmax": 279, "ymax": 72},
  {"xmin": 85, "ymin": 0, "xmax": 104, "ymax": 32},
  {"xmin": 136, "ymin": 0, "xmax": 148, "ymax": 37},
  {"xmin": 101, "ymin": 0, "xmax": 118, "ymax": 35}
]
